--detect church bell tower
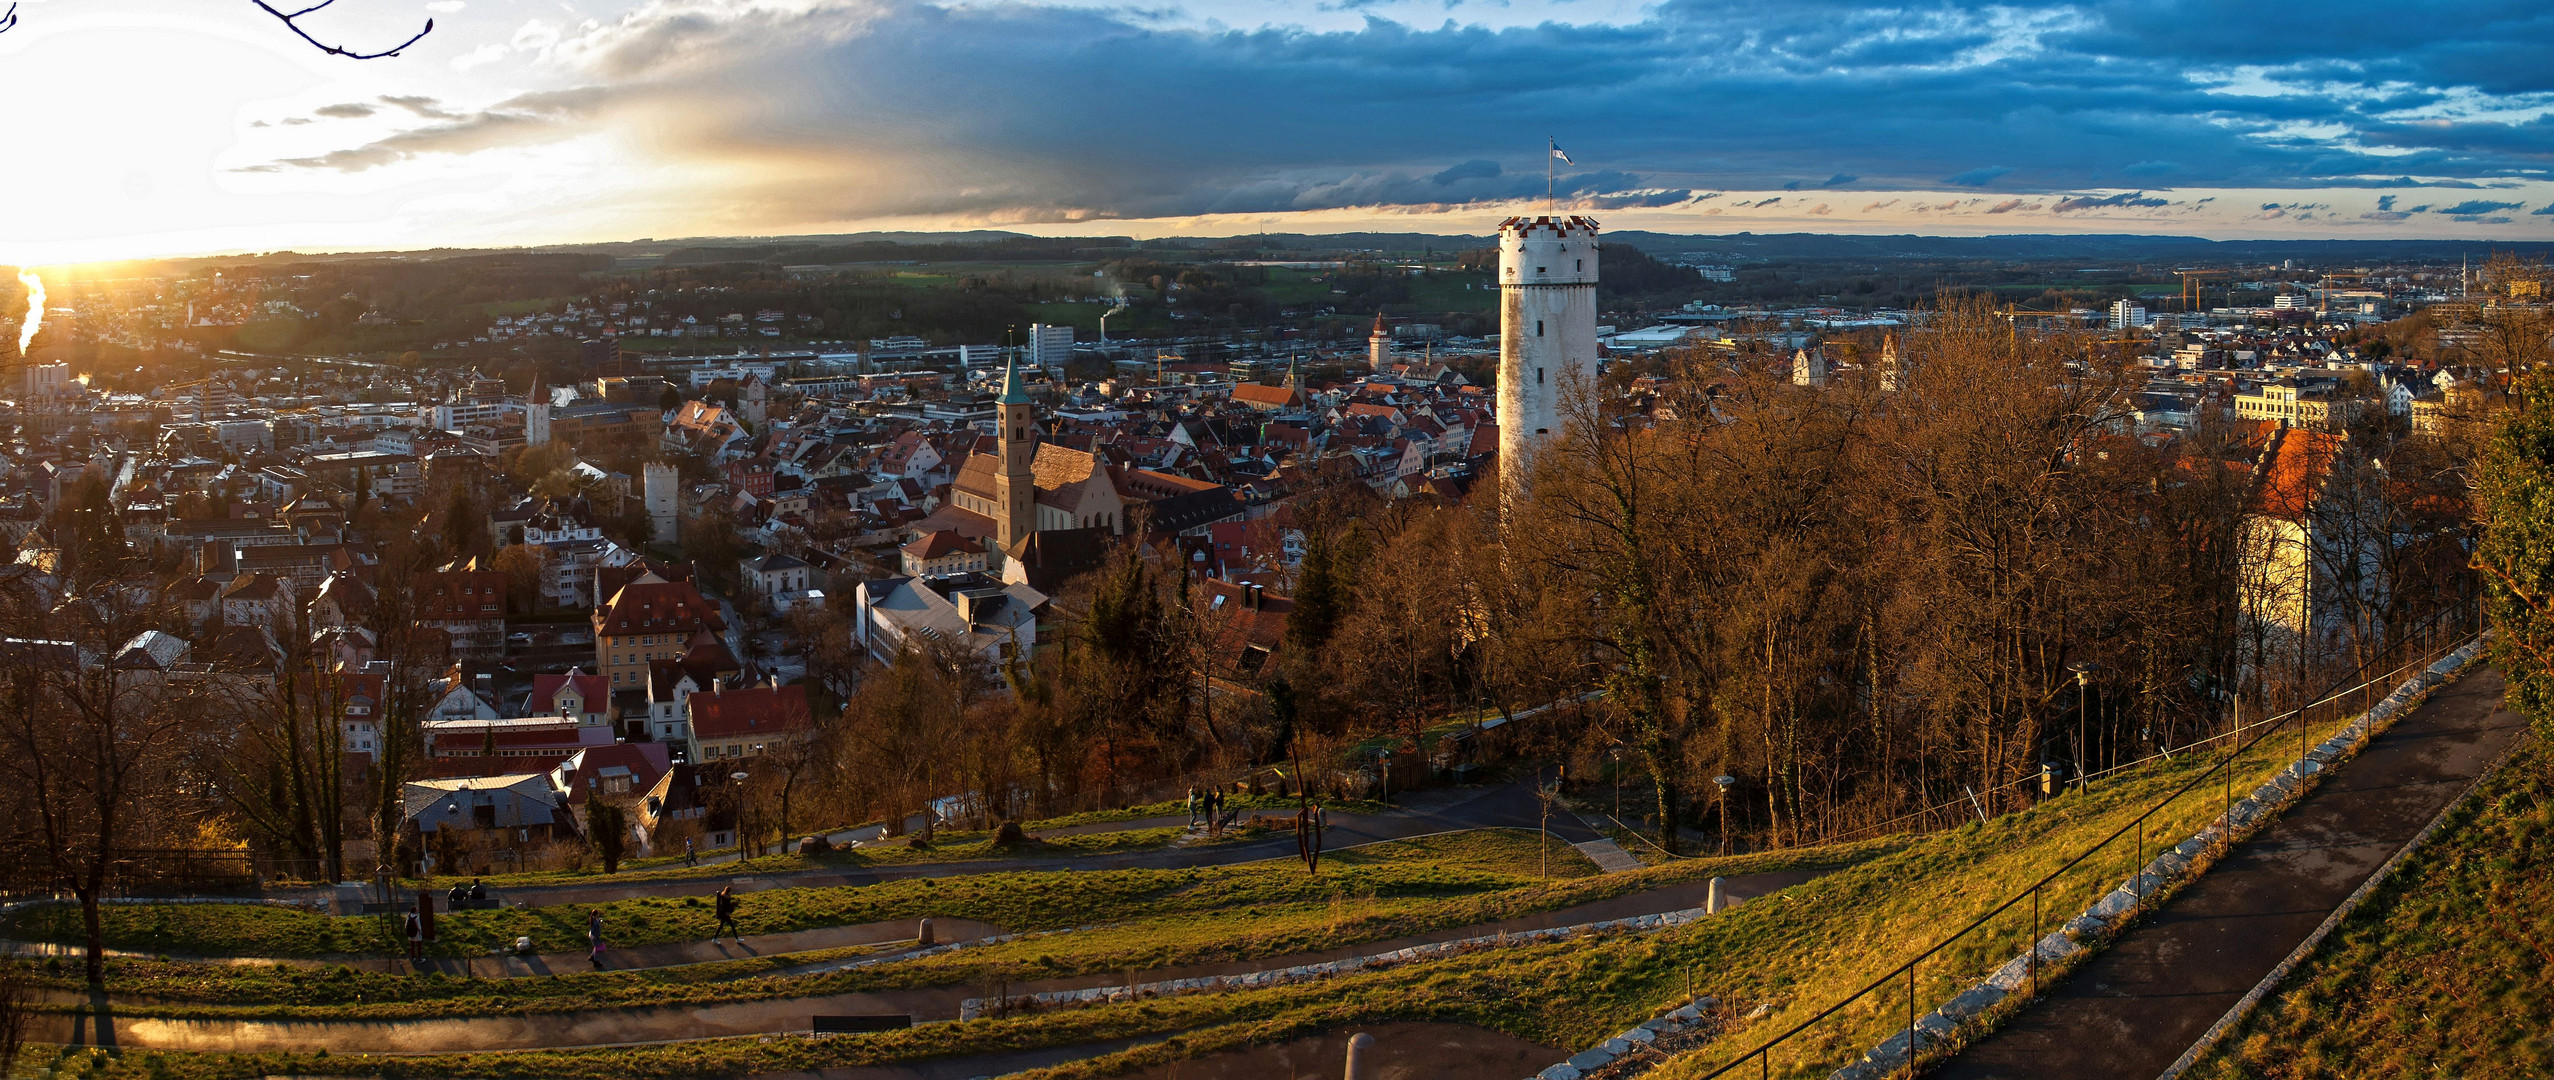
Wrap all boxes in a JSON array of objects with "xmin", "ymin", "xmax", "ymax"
[{"xmin": 995, "ymin": 353, "xmax": 1037, "ymax": 550}]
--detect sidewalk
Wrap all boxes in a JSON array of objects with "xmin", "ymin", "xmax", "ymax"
[
  {"xmin": 2, "ymin": 917, "xmax": 1003, "ymax": 979},
  {"xmin": 27, "ymin": 867, "xmax": 1828, "ymax": 1054},
  {"xmin": 1929, "ymin": 665, "xmax": 2528, "ymax": 1080}
]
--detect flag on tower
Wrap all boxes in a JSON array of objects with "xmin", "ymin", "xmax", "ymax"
[{"xmin": 1551, "ymin": 144, "xmax": 1574, "ymax": 165}]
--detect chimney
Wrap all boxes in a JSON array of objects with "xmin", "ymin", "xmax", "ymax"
[
  {"xmin": 1247, "ymin": 583, "xmax": 1264, "ymax": 611},
  {"xmin": 711, "ymin": 677, "xmax": 723, "ymax": 694}
]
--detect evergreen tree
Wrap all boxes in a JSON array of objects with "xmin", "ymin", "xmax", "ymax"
[
  {"xmin": 2476, "ymin": 368, "xmax": 2554, "ymax": 741},
  {"xmin": 1286, "ymin": 530, "xmax": 1349, "ymax": 655}
]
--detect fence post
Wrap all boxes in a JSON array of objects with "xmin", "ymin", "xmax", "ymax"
[
  {"xmin": 1907, "ymin": 960, "xmax": 1918, "ymax": 1075},
  {"xmin": 2030, "ymin": 885, "xmax": 2039, "ymax": 996}
]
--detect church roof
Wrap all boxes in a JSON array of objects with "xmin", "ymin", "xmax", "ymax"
[{"xmin": 999, "ymin": 353, "xmax": 1033, "ymax": 406}]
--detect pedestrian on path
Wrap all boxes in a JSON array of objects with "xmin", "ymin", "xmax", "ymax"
[
  {"xmin": 587, "ymin": 909, "xmax": 606, "ymax": 969},
  {"xmin": 714, "ymin": 885, "xmax": 739, "ymax": 942},
  {"xmin": 403, "ymin": 911, "xmax": 422, "ymax": 963},
  {"xmin": 1186, "ymin": 786, "xmax": 1200, "ymax": 827},
  {"xmin": 685, "ymin": 837, "xmax": 697, "ymax": 867}
]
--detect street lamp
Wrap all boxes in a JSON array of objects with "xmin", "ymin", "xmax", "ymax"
[
  {"xmin": 2069, "ymin": 661, "xmax": 2103, "ymax": 791},
  {"xmin": 1712, "ymin": 775, "xmax": 1737, "ymax": 855},
  {"xmin": 729, "ymin": 770, "xmax": 751, "ymax": 860}
]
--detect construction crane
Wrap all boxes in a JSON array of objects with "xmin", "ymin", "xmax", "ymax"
[{"xmin": 2175, "ymin": 270, "xmax": 2231, "ymax": 313}]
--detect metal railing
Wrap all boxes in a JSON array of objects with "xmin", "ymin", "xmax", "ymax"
[{"xmin": 1694, "ymin": 586, "xmax": 2484, "ymax": 1080}]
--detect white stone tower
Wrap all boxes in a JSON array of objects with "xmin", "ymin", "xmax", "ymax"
[
  {"xmin": 525, "ymin": 378, "xmax": 552, "ymax": 448},
  {"xmin": 1367, "ymin": 313, "xmax": 1393, "ymax": 372},
  {"xmin": 642, "ymin": 461, "xmax": 679, "ymax": 546},
  {"xmin": 1497, "ymin": 214, "xmax": 1600, "ymax": 505}
]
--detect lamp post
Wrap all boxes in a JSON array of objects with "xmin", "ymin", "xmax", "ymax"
[
  {"xmin": 2069, "ymin": 661, "xmax": 2103, "ymax": 791},
  {"xmin": 1611, "ymin": 747, "xmax": 1625, "ymax": 825},
  {"xmin": 729, "ymin": 770, "xmax": 751, "ymax": 861},
  {"xmin": 1712, "ymin": 774, "xmax": 1737, "ymax": 855}
]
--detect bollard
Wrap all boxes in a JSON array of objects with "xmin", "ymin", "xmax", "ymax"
[
  {"xmin": 918, "ymin": 918, "xmax": 935, "ymax": 947},
  {"xmin": 1344, "ymin": 1032, "xmax": 1377, "ymax": 1080},
  {"xmin": 1707, "ymin": 876, "xmax": 1724, "ymax": 915}
]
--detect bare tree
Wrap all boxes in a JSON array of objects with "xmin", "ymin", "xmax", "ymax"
[{"xmin": 0, "ymin": 0, "xmax": 433, "ymax": 57}]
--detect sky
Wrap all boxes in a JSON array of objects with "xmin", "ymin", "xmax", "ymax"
[{"xmin": 8, "ymin": 0, "xmax": 2554, "ymax": 262}]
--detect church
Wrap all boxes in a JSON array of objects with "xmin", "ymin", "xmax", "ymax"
[{"xmin": 912, "ymin": 355, "xmax": 1236, "ymax": 589}]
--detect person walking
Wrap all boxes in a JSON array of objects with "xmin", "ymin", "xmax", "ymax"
[
  {"xmin": 587, "ymin": 909, "xmax": 606, "ymax": 969},
  {"xmin": 1185, "ymin": 786, "xmax": 1200, "ymax": 827},
  {"xmin": 685, "ymin": 837, "xmax": 697, "ymax": 868},
  {"xmin": 404, "ymin": 910, "xmax": 423, "ymax": 963},
  {"xmin": 714, "ymin": 885, "xmax": 740, "ymax": 943}
]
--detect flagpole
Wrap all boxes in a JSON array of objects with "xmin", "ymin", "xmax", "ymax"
[{"xmin": 1546, "ymin": 136, "xmax": 1555, "ymax": 211}]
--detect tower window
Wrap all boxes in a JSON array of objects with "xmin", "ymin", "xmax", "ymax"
[
  {"xmin": 1576, "ymin": 259, "xmax": 1583, "ymax": 271},
  {"xmin": 1537, "ymin": 267, "xmax": 1546, "ymax": 274},
  {"xmin": 1537, "ymin": 320, "xmax": 1545, "ymax": 337},
  {"xmin": 1538, "ymin": 368, "xmax": 1545, "ymax": 384}
]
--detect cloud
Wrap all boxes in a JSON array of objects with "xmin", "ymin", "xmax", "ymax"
[
  {"xmin": 2050, "ymin": 191, "xmax": 2170, "ymax": 212},
  {"xmin": 1806, "ymin": 203, "xmax": 1832, "ymax": 215},
  {"xmin": 379, "ymin": 95, "xmax": 463, "ymax": 121},
  {"xmin": 1431, "ymin": 159, "xmax": 1500, "ymax": 185},
  {"xmin": 2535, "ymin": 204, "xmax": 2554, "ymax": 215},
  {"xmin": 313, "ymin": 103, "xmax": 376, "ymax": 119},
  {"xmin": 255, "ymin": 89, "xmax": 608, "ymax": 172},
  {"xmin": 2436, "ymin": 199, "xmax": 2525, "ymax": 218},
  {"xmin": 250, "ymin": 0, "xmax": 2554, "ymax": 226},
  {"xmin": 1860, "ymin": 199, "xmax": 1898, "ymax": 212}
]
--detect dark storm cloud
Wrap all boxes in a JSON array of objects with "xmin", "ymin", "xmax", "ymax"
[{"xmin": 257, "ymin": 0, "xmax": 2554, "ymax": 222}]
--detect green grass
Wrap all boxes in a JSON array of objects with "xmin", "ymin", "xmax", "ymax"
[
  {"xmin": 14, "ymin": 674, "xmax": 2463, "ymax": 1080},
  {"xmin": 2186, "ymin": 738, "xmax": 2554, "ymax": 1080},
  {"xmin": 378, "ymin": 794, "xmax": 1378, "ymax": 891},
  {"xmin": 0, "ymin": 830, "xmax": 1614, "ymax": 961},
  {"xmin": 18, "ymin": 832, "xmax": 1876, "ymax": 1024}
]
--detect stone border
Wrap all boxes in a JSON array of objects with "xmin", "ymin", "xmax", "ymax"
[
  {"xmin": 961, "ymin": 907, "xmax": 1714, "ymax": 1022},
  {"xmin": 1823, "ymin": 634, "xmax": 2488, "ymax": 1080},
  {"xmin": 2153, "ymin": 720, "xmax": 2534, "ymax": 1080}
]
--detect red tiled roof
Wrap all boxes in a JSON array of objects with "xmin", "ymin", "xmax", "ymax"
[
  {"xmin": 595, "ymin": 578, "xmax": 725, "ymax": 636},
  {"xmin": 690, "ymin": 683, "xmax": 813, "ymax": 742}
]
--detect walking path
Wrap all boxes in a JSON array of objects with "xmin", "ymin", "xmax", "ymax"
[
  {"xmin": 491, "ymin": 781, "xmax": 1601, "ymax": 908},
  {"xmin": 27, "ymin": 867, "xmax": 1823, "ymax": 1054},
  {"xmin": 1928, "ymin": 665, "xmax": 2528, "ymax": 1080},
  {"xmin": 1, "ymin": 917, "xmax": 1003, "ymax": 978}
]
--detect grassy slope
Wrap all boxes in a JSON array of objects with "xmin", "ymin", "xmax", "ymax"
[
  {"xmin": 9, "ymin": 832, "xmax": 1884, "ymax": 1021},
  {"xmin": 378, "ymin": 793, "xmax": 1383, "ymax": 891},
  {"xmin": 2188, "ymin": 738, "xmax": 2554, "ymax": 1080}
]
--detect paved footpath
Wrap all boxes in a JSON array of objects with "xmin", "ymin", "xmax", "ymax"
[
  {"xmin": 28, "ymin": 867, "xmax": 1821, "ymax": 1054},
  {"xmin": 498, "ymin": 780, "xmax": 1601, "ymax": 907},
  {"xmin": 1930, "ymin": 665, "xmax": 2528, "ymax": 1080}
]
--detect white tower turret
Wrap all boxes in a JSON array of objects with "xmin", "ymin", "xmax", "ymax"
[
  {"xmin": 643, "ymin": 461, "xmax": 679, "ymax": 546},
  {"xmin": 1497, "ymin": 214, "xmax": 1600, "ymax": 508}
]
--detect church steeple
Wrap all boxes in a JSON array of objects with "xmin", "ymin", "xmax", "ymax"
[{"xmin": 994, "ymin": 352, "xmax": 1037, "ymax": 550}]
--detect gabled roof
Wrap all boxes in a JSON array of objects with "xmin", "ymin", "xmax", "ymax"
[
  {"xmin": 689, "ymin": 682, "xmax": 813, "ymax": 742},
  {"xmin": 595, "ymin": 574, "xmax": 725, "ymax": 636},
  {"xmin": 529, "ymin": 669, "xmax": 610, "ymax": 715}
]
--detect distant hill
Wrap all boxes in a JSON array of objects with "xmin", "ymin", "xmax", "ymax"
[{"xmin": 148, "ymin": 228, "xmax": 2554, "ymax": 273}]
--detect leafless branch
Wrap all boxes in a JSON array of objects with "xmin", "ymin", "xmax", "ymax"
[
  {"xmin": 0, "ymin": 0, "xmax": 428, "ymax": 56},
  {"xmin": 251, "ymin": 0, "xmax": 434, "ymax": 58}
]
